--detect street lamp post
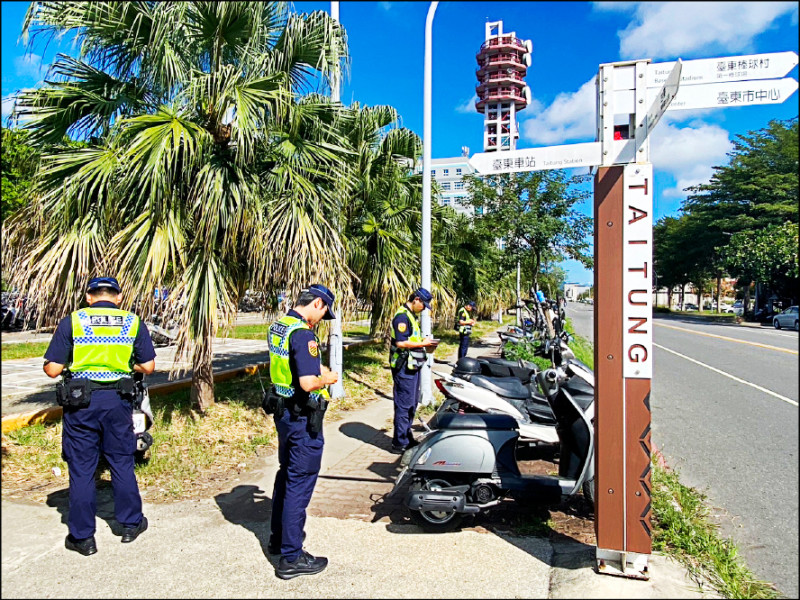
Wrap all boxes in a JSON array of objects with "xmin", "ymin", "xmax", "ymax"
[
  {"xmin": 328, "ymin": 0, "xmax": 345, "ymax": 399},
  {"xmin": 420, "ymin": 1, "xmax": 438, "ymax": 406}
]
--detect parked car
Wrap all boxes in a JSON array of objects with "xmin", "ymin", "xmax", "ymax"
[
  {"xmin": 683, "ymin": 303, "xmax": 699, "ymax": 311},
  {"xmin": 773, "ymin": 306, "xmax": 799, "ymax": 331},
  {"xmin": 733, "ymin": 301, "xmax": 745, "ymax": 316}
]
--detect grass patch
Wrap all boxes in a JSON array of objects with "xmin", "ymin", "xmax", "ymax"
[
  {"xmin": 1, "ymin": 341, "xmax": 49, "ymax": 361},
  {"xmin": 220, "ymin": 322, "xmax": 372, "ymax": 341},
  {"xmin": 652, "ymin": 460, "xmax": 780, "ymax": 599}
]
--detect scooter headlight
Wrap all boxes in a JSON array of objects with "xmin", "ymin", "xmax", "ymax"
[{"xmin": 415, "ymin": 447, "xmax": 432, "ymax": 466}]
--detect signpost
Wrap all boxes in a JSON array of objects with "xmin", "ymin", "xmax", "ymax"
[
  {"xmin": 466, "ymin": 49, "xmax": 796, "ymax": 580},
  {"xmin": 645, "ymin": 51, "xmax": 799, "ymax": 88},
  {"xmin": 666, "ymin": 77, "xmax": 798, "ymax": 111}
]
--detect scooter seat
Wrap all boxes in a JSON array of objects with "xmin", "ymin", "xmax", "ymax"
[
  {"xmin": 470, "ymin": 375, "xmax": 530, "ymax": 400},
  {"xmin": 436, "ymin": 413, "xmax": 519, "ymax": 430}
]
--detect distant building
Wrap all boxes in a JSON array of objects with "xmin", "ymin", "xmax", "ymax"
[
  {"xmin": 417, "ymin": 154, "xmax": 477, "ymax": 217},
  {"xmin": 563, "ymin": 283, "xmax": 591, "ymax": 301}
]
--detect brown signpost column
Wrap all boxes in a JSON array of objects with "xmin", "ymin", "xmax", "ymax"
[{"xmin": 594, "ymin": 163, "xmax": 653, "ymax": 578}]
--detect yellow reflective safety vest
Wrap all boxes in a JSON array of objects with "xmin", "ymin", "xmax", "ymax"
[
  {"xmin": 69, "ymin": 307, "xmax": 139, "ymax": 382},
  {"xmin": 390, "ymin": 305, "xmax": 426, "ymax": 371},
  {"xmin": 458, "ymin": 306, "xmax": 473, "ymax": 335},
  {"xmin": 268, "ymin": 315, "xmax": 329, "ymax": 402}
]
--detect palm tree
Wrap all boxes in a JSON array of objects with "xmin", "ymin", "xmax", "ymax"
[
  {"xmin": 339, "ymin": 103, "xmax": 461, "ymax": 336},
  {"xmin": 5, "ymin": 1, "xmax": 349, "ymax": 411}
]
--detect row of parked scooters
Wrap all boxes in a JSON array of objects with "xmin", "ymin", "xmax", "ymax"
[{"xmin": 390, "ymin": 297, "xmax": 595, "ymax": 532}]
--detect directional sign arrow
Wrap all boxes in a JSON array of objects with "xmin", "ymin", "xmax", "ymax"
[
  {"xmin": 666, "ymin": 77, "xmax": 798, "ymax": 111},
  {"xmin": 468, "ymin": 141, "xmax": 601, "ymax": 175},
  {"xmin": 645, "ymin": 59, "xmax": 681, "ymax": 135},
  {"xmin": 647, "ymin": 51, "xmax": 798, "ymax": 88}
]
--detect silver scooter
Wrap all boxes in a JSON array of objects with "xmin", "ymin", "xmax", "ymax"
[{"xmin": 392, "ymin": 369, "xmax": 595, "ymax": 532}]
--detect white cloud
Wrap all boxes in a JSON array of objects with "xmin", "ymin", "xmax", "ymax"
[
  {"xmin": 2, "ymin": 94, "xmax": 17, "ymax": 120},
  {"xmin": 650, "ymin": 120, "xmax": 732, "ymax": 198},
  {"xmin": 611, "ymin": 2, "xmax": 798, "ymax": 60},
  {"xmin": 14, "ymin": 53, "xmax": 43, "ymax": 78},
  {"xmin": 455, "ymin": 94, "xmax": 479, "ymax": 114},
  {"xmin": 520, "ymin": 77, "xmax": 596, "ymax": 145}
]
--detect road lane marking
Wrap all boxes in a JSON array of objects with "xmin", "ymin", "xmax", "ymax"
[
  {"xmin": 655, "ymin": 322, "xmax": 798, "ymax": 355},
  {"xmin": 654, "ymin": 343, "xmax": 798, "ymax": 407}
]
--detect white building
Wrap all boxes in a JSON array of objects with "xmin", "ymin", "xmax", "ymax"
[
  {"xmin": 417, "ymin": 154, "xmax": 477, "ymax": 217},
  {"xmin": 563, "ymin": 283, "xmax": 591, "ymax": 302}
]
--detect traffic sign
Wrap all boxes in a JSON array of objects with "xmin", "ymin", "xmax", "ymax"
[
  {"xmin": 666, "ymin": 77, "xmax": 798, "ymax": 111},
  {"xmin": 468, "ymin": 141, "xmax": 601, "ymax": 174},
  {"xmin": 647, "ymin": 51, "xmax": 798, "ymax": 88},
  {"xmin": 645, "ymin": 59, "xmax": 681, "ymax": 134}
]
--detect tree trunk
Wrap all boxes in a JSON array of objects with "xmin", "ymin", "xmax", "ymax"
[
  {"xmin": 680, "ymin": 284, "xmax": 685, "ymax": 310},
  {"xmin": 743, "ymin": 282, "xmax": 752, "ymax": 319},
  {"xmin": 667, "ymin": 287, "xmax": 673, "ymax": 310},
  {"xmin": 191, "ymin": 339, "xmax": 215, "ymax": 412}
]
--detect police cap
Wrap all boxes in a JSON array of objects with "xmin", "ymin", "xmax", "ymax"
[
  {"xmin": 306, "ymin": 284, "xmax": 336, "ymax": 320},
  {"xmin": 86, "ymin": 277, "xmax": 121, "ymax": 294},
  {"xmin": 413, "ymin": 287, "xmax": 433, "ymax": 310}
]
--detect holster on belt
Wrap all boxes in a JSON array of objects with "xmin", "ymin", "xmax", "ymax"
[{"xmin": 307, "ymin": 397, "xmax": 329, "ymax": 434}]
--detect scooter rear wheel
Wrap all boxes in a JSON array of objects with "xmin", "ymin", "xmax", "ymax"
[{"xmin": 409, "ymin": 478, "xmax": 464, "ymax": 533}]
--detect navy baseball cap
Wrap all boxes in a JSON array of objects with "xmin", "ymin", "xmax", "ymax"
[
  {"xmin": 467, "ymin": 300, "xmax": 477, "ymax": 308},
  {"xmin": 86, "ymin": 277, "xmax": 121, "ymax": 293},
  {"xmin": 306, "ymin": 284, "xmax": 336, "ymax": 320},
  {"xmin": 413, "ymin": 287, "xmax": 433, "ymax": 310}
]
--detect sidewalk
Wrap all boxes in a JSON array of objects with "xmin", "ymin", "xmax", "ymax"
[{"xmin": 1, "ymin": 325, "xmax": 718, "ymax": 598}]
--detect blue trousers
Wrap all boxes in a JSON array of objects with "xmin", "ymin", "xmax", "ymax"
[
  {"xmin": 458, "ymin": 333, "xmax": 471, "ymax": 359},
  {"xmin": 270, "ymin": 411, "xmax": 324, "ymax": 561},
  {"xmin": 392, "ymin": 368, "xmax": 421, "ymax": 448},
  {"xmin": 61, "ymin": 391, "xmax": 142, "ymax": 540}
]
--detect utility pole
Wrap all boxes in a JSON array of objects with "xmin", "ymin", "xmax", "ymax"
[
  {"xmin": 419, "ymin": 1, "xmax": 438, "ymax": 406},
  {"xmin": 328, "ymin": 0, "xmax": 345, "ymax": 399}
]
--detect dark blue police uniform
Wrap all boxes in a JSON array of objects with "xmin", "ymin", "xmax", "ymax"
[
  {"xmin": 270, "ymin": 309, "xmax": 324, "ymax": 562},
  {"xmin": 391, "ymin": 311, "xmax": 421, "ymax": 449},
  {"xmin": 45, "ymin": 301, "xmax": 156, "ymax": 541}
]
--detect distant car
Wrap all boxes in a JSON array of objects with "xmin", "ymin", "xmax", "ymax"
[
  {"xmin": 773, "ymin": 306, "xmax": 799, "ymax": 331},
  {"xmin": 683, "ymin": 303, "xmax": 699, "ymax": 311},
  {"xmin": 733, "ymin": 301, "xmax": 745, "ymax": 316}
]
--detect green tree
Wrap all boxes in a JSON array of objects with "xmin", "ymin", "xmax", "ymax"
[
  {"xmin": 466, "ymin": 170, "xmax": 593, "ymax": 292},
  {"xmin": 723, "ymin": 222, "xmax": 799, "ymax": 302},
  {"xmin": 4, "ymin": 1, "xmax": 348, "ymax": 411},
  {"xmin": 1, "ymin": 128, "xmax": 39, "ymax": 222}
]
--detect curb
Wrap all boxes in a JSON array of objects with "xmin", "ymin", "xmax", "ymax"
[
  {"xmin": 1, "ymin": 338, "xmax": 384, "ymax": 435},
  {"xmin": 1, "ymin": 362, "xmax": 268, "ymax": 435}
]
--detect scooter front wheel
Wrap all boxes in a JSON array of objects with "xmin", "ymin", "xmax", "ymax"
[{"xmin": 409, "ymin": 478, "xmax": 464, "ymax": 532}]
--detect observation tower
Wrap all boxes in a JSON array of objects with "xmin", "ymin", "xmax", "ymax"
[{"xmin": 475, "ymin": 21, "xmax": 532, "ymax": 152}]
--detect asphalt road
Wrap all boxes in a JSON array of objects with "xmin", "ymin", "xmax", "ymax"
[{"xmin": 566, "ymin": 302, "xmax": 799, "ymax": 598}]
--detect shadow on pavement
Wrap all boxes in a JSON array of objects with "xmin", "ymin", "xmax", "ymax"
[
  {"xmin": 46, "ymin": 480, "xmax": 123, "ymax": 536},
  {"xmin": 214, "ymin": 484, "xmax": 277, "ymax": 564},
  {"xmin": 338, "ymin": 421, "xmax": 394, "ymax": 450}
]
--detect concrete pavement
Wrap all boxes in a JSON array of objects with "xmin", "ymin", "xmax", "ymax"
[{"xmin": 1, "ymin": 324, "xmax": 720, "ymax": 598}]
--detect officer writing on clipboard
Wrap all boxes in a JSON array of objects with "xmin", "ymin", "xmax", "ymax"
[{"xmin": 388, "ymin": 287, "xmax": 438, "ymax": 454}]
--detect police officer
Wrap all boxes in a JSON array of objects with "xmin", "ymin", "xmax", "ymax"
[
  {"xmin": 389, "ymin": 287, "xmax": 437, "ymax": 454},
  {"xmin": 457, "ymin": 301, "xmax": 477, "ymax": 359},
  {"xmin": 267, "ymin": 284, "xmax": 339, "ymax": 579},
  {"xmin": 43, "ymin": 277, "xmax": 156, "ymax": 556}
]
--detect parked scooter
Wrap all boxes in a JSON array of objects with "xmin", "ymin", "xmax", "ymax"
[{"xmin": 392, "ymin": 368, "xmax": 595, "ymax": 532}]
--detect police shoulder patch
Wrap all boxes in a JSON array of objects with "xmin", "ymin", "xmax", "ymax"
[
  {"xmin": 308, "ymin": 340, "xmax": 319, "ymax": 357},
  {"xmin": 397, "ymin": 322, "xmax": 407, "ymax": 333}
]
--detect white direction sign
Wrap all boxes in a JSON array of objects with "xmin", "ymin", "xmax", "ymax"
[
  {"xmin": 647, "ymin": 51, "xmax": 798, "ymax": 88},
  {"xmin": 645, "ymin": 59, "xmax": 681, "ymax": 134},
  {"xmin": 666, "ymin": 77, "xmax": 798, "ymax": 111},
  {"xmin": 469, "ymin": 141, "xmax": 601, "ymax": 175}
]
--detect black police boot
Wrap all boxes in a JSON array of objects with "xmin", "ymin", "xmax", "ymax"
[
  {"xmin": 390, "ymin": 443, "xmax": 408, "ymax": 454},
  {"xmin": 275, "ymin": 550, "xmax": 328, "ymax": 580},
  {"xmin": 121, "ymin": 516, "xmax": 148, "ymax": 543},
  {"xmin": 407, "ymin": 436, "xmax": 420, "ymax": 448},
  {"xmin": 65, "ymin": 534, "xmax": 97, "ymax": 556}
]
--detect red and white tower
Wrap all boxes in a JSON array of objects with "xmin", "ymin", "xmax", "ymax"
[{"xmin": 475, "ymin": 21, "xmax": 532, "ymax": 152}]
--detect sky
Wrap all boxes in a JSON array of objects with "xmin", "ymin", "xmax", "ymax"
[{"xmin": 2, "ymin": 1, "xmax": 798, "ymax": 286}]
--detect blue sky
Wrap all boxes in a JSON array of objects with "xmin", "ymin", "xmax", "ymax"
[{"xmin": 2, "ymin": 1, "xmax": 798, "ymax": 285}]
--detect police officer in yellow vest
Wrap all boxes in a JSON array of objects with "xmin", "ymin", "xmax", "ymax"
[
  {"xmin": 457, "ymin": 301, "xmax": 477, "ymax": 359},
  {"xmin": 43, "ymin": 277, "xmax": 156, "ymax": 556},
  {"xmin": 389, "ymin": 287, "xmax": 437, "ymax": 454},
  {"xmin": 267, "ymin": 284, "xmax": 339, "ymax": 579}
]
